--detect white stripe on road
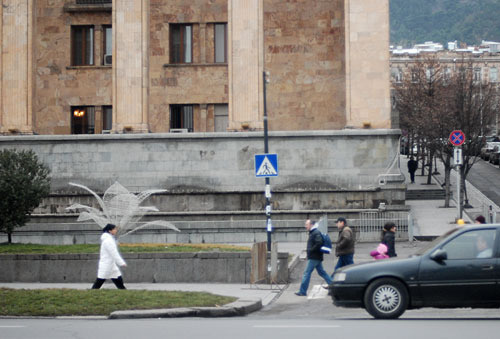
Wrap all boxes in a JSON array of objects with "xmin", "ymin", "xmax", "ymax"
[
  {"xmin": 308, "ymin": 284, "xmax": 329, "ymax": 299},
  {"xmin": 0, "ymin": 326, "xmax": 25, "ymax": 328},
  {"xmin": 254, "ymin": 325, "xmax": 340, "ymax": 328}
]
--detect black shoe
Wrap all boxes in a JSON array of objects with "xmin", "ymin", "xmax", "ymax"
[{"xmin": 295, "ymin": 292, "xmax": 306, "ymax": 296}]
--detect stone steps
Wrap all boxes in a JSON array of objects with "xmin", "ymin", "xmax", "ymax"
[{"xmin": 406, "ymin": 189, "xmax": 446, "ymax": 200}]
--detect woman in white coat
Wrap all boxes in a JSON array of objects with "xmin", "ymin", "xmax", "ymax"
[{"xmin": 91, "ymin": 223, "xmax": 127, "ymax": 289}]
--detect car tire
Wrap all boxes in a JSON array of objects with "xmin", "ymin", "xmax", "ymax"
[{"xmin": 363, "ymin": 278, "xmax": 408, "ymax": 319}]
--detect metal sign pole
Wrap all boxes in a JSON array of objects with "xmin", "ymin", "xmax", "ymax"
[{"xmin": 263, "ymin": 71, "xmax": 272, "ymax": 252}]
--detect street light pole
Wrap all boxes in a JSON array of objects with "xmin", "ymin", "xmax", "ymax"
[{"xmin": 263, "ymin": 71, "xmax": 272, "ymax": 251}]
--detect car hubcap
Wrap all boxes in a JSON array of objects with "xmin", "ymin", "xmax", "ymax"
[{"xmin": 373, "ymin": 285, "xmax": 400, "ymax": 313}]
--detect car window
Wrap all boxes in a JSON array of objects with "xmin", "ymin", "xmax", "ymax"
[
  {"xmin": 414, "ymin": 228, "xmax": 459, "ymax": 256},
  {"xmin": 441, "ymin": 229, "xmax": 496, "ymax": 260}
]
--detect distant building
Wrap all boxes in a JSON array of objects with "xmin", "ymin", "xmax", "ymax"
[{"xmin": 390, "ymin": 49, "xmax": 500, "ymax": 135}]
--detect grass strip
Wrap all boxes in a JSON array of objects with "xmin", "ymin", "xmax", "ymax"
[
  {"xmin": 0, "ymin": 288, "xmax": 237, "ymax": 316},
  {"xmin": 0, "ymin": 243, "xmax": 250, "ymax": 254}
]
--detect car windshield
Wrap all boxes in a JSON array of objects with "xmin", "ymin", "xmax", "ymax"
[{"xmin": 412, "ymin": 228, "xmax": 460, "ymax": 256}]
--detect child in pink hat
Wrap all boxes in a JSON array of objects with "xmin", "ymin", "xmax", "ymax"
[{"xmin": 370, "ymin": 243, "xmax": 389, "ymax": 260}]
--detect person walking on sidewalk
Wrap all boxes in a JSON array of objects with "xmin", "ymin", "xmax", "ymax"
[
  {"xmin": 381, "ymin": 222, "xmax": 397, "ymax": 257},
  {"xmin": 295, "ymin": 219, "xmax": 333, "ymax": 296},
  {"xmin": 333, "ymin": 217, "xmax": 355, "ymax": 272},
  {"xmin": 91, "ymin": 223, "xmax": 127, "ymax": 289},
  {"xmin": 407, "ymin": 156, "xmax": 418, "ymax": 184}
]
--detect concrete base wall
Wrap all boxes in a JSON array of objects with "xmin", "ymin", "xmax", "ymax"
[
  {"xmin": 0, "ymin": 130, "xmax": 402, "ymax": 193},
  {"xmin": 0, "ymin": 252, "xmax": 290, "ymax": 284}
]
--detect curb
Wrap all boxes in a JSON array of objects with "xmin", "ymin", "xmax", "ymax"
[{"xmin": 108, "ymin": 298, "xmax": 262, "ymax": 319}]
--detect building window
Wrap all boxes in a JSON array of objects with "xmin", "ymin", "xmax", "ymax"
[
  {"xmin": 103, "ymin": 26, "xmax": 112, "ymax": 65},
  {"xmin": 170, "ymin": 24, "xmax": 192, "ymax": 64},
  {"xmin": 214, "ymin": 104, "xmax": 228, "ymax": 132},
  {"xmin": 170, "ymin": 105, "xmax": 193, "ymax": 132},
  {"xmin": 102, "ymin": 106, "xmax": 112, "ymax": 131},
  {"xmin": 72, "ymin": 26, "xmax": 94, "ymax": 66},
  {"xmin": 71, "ymin": 106, "xmax": 95, "ymax": 134},
  {"xmin": 490, "ymin": 67, "xmax": 498, "ymax": 83},
  {"xmin": 474, "ymin": 68, "xmax": 481, "ymax": 82},
  {"xmin": 214, "ymin": 23, "xmax": 227, "ymax": 63},
  {"xmin": 426, "ymin": 67, "xmax": 433, "ymax": 83},
  {"xmin": 443, "ymin": 67, "xmax": 451, "ymax": 84},
  {"xmin": 391, "ymin": 67, "xmax": 402, "ymax": 83},
  {"xmin": 411, "ymin": 69, "xmax": 419, "ymax": 83}
]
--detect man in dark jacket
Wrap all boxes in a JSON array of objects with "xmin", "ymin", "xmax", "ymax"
[
  {"xmin": 407, "ymin": 156, "xmax": 418, "ymax": 183},
  {"xmin": 333, "ymin": 217, "xmax": 355, "ymax": 272},
  {"xmin": 295, "ymin": 219, "xmax": 333, "ymax": 296}
]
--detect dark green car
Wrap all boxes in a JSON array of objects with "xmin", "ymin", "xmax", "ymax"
[{"xmin": 330, "ymin": 225, "xmax": 500, "ymax": 319}]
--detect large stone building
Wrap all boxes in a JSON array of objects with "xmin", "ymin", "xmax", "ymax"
[{"xmin": 0, "ymin": 0, "xmax": 391, "ymax": 135}]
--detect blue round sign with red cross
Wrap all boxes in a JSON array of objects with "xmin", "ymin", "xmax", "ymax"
[{"xmin": 449, "ymin": 130, "xmax": 465, "ymax": 146}]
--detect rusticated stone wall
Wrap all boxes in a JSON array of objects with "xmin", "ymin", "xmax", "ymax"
[
  {"xmin": 149, "ymin": 0, "xmax": 228, "ymax": 133},
  {"xmin": 264, "ymin": 0, "xmax": 346, "ymax": 130},
  {"xmin": 33, "ymin": 0, "xmax": 112, "ymax": 135}
]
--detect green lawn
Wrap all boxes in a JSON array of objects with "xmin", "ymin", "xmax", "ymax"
[
  {"xmin": 0, "ymin": 288, "xmax": 237, "ymax": 316},
  {"xmin": 0, "ymin": 243, "xmax": 250, "ymax": 254}
]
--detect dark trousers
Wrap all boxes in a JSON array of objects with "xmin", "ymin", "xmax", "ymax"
[
  {"xmin": 91, "ymin": 276, "xmax": 126, "ymax": 289},
  {"xmin": 409, "ymin": 171, "xmax": 416, "ymax": 183}
]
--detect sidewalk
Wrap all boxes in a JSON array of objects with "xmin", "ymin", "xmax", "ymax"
[
  {"xmin": 400, "ymin": 155, "xmax": 468, "ymax": 237},
  {"xmin": 1, "ymin": 158, "xmax": 472, "ymax": 319}
]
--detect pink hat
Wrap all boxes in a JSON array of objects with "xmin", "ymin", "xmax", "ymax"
[{"xmin": 377, "ymin": 243, "xmax": 388, "ymax": 254}]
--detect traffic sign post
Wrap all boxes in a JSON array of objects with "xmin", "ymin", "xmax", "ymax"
[{"xmin": 450, "ymin": 130, "xmax": 465, "ymax": 221}]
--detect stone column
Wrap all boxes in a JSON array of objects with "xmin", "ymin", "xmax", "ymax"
[
  {"xmin": 228, "ymin": 0, "xmax": 264, "ymax": 131},
  {"xmin": 112, "ymin": 0, "xmax": 149, "ymax": 133},
  {"xmin": 199, "ymin": 23, "xmax": 207, "ymax": 64},
  {"xmin": 345, "ymin": 0, "xmax": 391, "ymax": 129},
  {"xmin": 0, "ymin": 0, "xmax": 34, "ymax": 134}
]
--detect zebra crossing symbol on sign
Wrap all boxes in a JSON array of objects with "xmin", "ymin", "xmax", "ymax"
[{"xmin": 255, "ymin": 154, "xmax": 278, "ymax": 177}]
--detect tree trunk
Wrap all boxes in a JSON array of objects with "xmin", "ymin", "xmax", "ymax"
[
  {"xmin": 8, "ymin": 232, "xmax": 12, "ymax": 244},
  {"xmin": 426, "ymin": 151, "xmax": 433, "ymax": 184}
]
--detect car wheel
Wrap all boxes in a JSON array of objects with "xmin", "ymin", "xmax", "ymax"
[{"xmin": 363, "ymin": 278, "xmax": 408, "ymax": 319}]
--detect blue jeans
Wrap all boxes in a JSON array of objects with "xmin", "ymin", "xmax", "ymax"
[
  {"xmin": 334, "ymin": 254, "xmax": 354, "ymax": 272},
  {"xmin": 298, "ymin": 259, "xmax": 333, "ymax": 295}
]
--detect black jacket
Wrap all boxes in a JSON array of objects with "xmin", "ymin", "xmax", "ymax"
[
  {"xmin": 382, "ymin": 231, "xmax": 397, "ymax": 257},
  {"xmin": 307, "ymin": 228, "xmax": 324, "ymax": 261}
]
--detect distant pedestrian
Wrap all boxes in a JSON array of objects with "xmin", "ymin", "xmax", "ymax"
[
  {"xmin": 91, "ymin": 223, "xmax": 127, "ymax": 289},
  {"xmin": 475, "ymin": 215, "xmax": 486, "ymax": 224},
  {"xmin": 381, "ymin": 222, "xmax": 397, "ymax": 257},
  {"xmin": 295, "ymin": 219, "xmax": 333, "ymax": 296},
  {"xmin": 407, "ymin": 156, "xmax": 418, "ymax": 184},
  {"xmin": 370, "ymin": 243, "xmax": 389, "ymax": 260},
  {"xmin": 333, "ymin": 217, "xmax": 355, "ymax": 272}
]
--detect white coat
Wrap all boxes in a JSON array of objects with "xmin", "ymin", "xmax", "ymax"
[{"xmin": 97, "ymin": 232, "xmax": 126, "ymax": 279}]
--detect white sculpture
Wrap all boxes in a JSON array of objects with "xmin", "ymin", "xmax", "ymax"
[{"xmin": 66, "ymin": 182, "xmax": 179, "ymax": 238}]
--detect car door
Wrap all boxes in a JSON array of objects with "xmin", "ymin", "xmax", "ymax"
[{"xmin": 417, "ymin": 228, "xmax": 499, "ymax": 307}]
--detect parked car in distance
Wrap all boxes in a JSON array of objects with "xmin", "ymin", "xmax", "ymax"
[
  {"xmin": 329, "ymin": 225, "xmax": 500, "ymax": 319},
  {"xmin": 481, "ymin": 142, "xmax": 500, "ymax": 161},
  {"xmin": 489, "ymin": 145, "xmax": 500, "ymax": 165}
]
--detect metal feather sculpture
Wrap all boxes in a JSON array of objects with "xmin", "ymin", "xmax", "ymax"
[{"xmin": 66, "ymin": 182, "xmax": 179, "ymax": 238}]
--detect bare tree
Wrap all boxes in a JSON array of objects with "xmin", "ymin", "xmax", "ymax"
[{"xmin": 394, "ymin": 55, "xmax": 498, "ymax": 209}]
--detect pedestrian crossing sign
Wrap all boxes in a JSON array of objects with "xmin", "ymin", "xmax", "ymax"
[{"xmin": 255, "ymin": 154, "xmax": 278, "ymax": 177}]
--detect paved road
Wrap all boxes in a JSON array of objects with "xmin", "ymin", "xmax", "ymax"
[
  {"xmin": 2, "ymin": 317, "xmax": 500, "ymax": 339},
  {"xmin": 466, "ymin": 159, "xmax": 500, "ymax": 206}
]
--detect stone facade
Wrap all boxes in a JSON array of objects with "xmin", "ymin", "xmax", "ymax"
[{"xmin": 0, "ymin": 0, "xmax": 391, "ymax": 135}]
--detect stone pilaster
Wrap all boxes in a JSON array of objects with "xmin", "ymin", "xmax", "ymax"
[
  {"xmin": 228, "ymin": 0, "xmax": 264, "ymax": 131},
  {"xmin": 112, "ymin": 0, "xmax": 149, "ymax": 133},
  {"xmin": 0, "ymin": 0, "xmax": 34, "ymax": 134},
  {"xmin": 345, "ymin": 0, "xmax": 391, "ymax": 129}
]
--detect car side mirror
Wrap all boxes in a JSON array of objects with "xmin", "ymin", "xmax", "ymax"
[{"xmin": 430, "ymin": 249, "xmax": 447, "ymax": 262}]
